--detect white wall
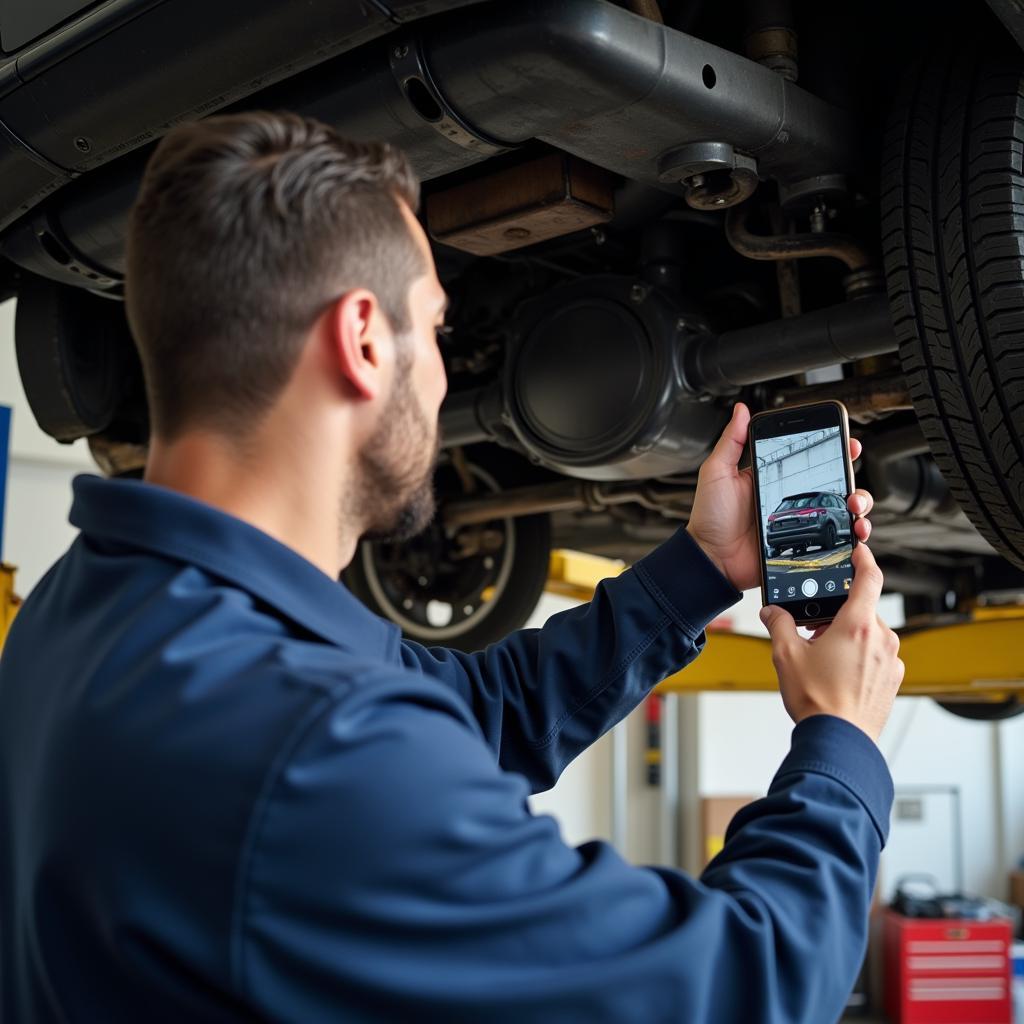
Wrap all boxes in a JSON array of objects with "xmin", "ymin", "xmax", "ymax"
[
  {"xmin": 695, "ymin": 690, "xmax": 1018, "ymax": 897},
  {"xmin": 1, "ymin": 298, "xmax": 92, "ymax": 595},
  {"xmin": 692, "ymin": 586, "xmax": 1024, "ymax": 900}
]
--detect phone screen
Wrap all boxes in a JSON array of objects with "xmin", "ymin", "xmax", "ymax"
[{"xmin": 751, "ymin": 404, "xmax": 855, "ymax": 618}]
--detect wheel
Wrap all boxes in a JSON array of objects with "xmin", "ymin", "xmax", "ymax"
[
  {"xmin": 767, "ymin": 546, "xmax": 778, "ymax": 559},
  {"xmin": 14, "ymin": 274, "xmax": 147, "ymax": 445},
  {"xmin": 823, "ymin": 522, "xmax": 837, "ymax": 550},
  {"xmin": 343, "ymin": 458, "xmax": 552, "ymax": 652},
  {"xmin": 935, "ymin": 697, "xmax": 1024, "ymax": 721},
  {"xmin": 882, "ymin": 27, "xmax": 1024, "ymax": 570}
]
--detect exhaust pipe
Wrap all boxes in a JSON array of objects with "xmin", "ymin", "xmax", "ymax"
[
  {"xmin": 686, "ymin": 294, "xmax": 898, "ymax": 396},
  {"xmin": 441, "ymin": 294, "xmax": 901, "ymax": 447},
  {"xmin": 5, "ymin": 0, "xmax": 858, "ymax": 287}
]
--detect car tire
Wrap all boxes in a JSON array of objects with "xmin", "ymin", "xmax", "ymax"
[
  {"xmin": 343, "ymin": 459, "xmax": 552, "ymax": 653},
  {"xmin": 823, "ymin": 522, "xmax": 837, "ymax": 550},
  {"xmin": 15, "ymin": 274, "xmax": 147, "ymax": 444},
  {"xmin": 882, "ymin": 28, "xmax": 1024, "ymax": 570},
  {"xmin": 935, "ymin": 697, "xmax": 1024, "ymax": 721}
]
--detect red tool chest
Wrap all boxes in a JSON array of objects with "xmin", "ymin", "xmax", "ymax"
[{"xmin": 883, "ymin": 909, "xmax": 1013, "ymax": 1023}]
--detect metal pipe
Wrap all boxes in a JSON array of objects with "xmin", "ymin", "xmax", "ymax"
[
  {"xmin": 687, "ymin": 294, "xmax": 898, "ymax": 396},
  {"xmin": 24, "ymin": 0, "xmax": 858, "ymax": 282},
  {"xmin": 659, "ymin": 693, "xmax": 680, "ymax": 866},
  {"xmin": 867, "ymin": 423, "xmax": 930, "ymax": 465},
  {"xmin": 441, "ymin": 303, "xmax": 901, "ymax": 452},
  {"xmin": 429, "ymin": 0, "xmax": 855, "ymax": 183},
  {"xmin": 725, "ymin": 203, "xmax": 871, "ymax": 271},
  {"xmin": 611, "ymin": 718, "xmax": 629, "ymax": 854},
  {"xmin": 878, "ymin": 560, "xmax": 955, "ymax": 596},
  {"xmin": 866, "ymin": 456, "xmax": 957, "ymax": 518},
  {"xmin": 439, "ymin": 384, "xmax": 501, "ymax": 448},
  {"xmin": 444, "ymin": 482, "xmax": 586, "ymax": 527},
  {"xmin": 771, "ymin": 371, "xmax": 911, "ymax": 423},
  {"xmin": 443, "ymin": 479, "xmax": 694, "ymax": 528}
]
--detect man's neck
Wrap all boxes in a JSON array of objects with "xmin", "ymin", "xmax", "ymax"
[{"xmin": 144, "ymin": 430, "xmax": 359, "ymax": 578}]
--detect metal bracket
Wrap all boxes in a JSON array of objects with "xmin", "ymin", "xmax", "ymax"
[
  {"xmin": 389, "ymin": 35, "xmax": 509, "ymax": 158},
  {"xmin": 657, "ymin": 141, "xmax": 759, "ymax": 210}
]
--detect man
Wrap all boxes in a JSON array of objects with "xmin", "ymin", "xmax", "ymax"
[{"xmin": 0, "ymin": 111, "xmax": 903, "ymax": 1022}]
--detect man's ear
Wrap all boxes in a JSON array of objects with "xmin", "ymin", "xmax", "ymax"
[{"xmin": 329, "ymin": 290, "xmax": 385, "ymax": 401}]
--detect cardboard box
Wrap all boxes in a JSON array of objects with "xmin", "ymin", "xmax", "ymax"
[
  {"xmin": 1011, "ymin": 870, "xmax": 1024, "ymax": 909},
  {"xmin": 700, "ymin": 795, "xmax": 756, "ymax": 866}
]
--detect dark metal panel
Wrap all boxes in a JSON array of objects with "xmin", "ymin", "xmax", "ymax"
[
  {"xmin": 0, "ymin": 120, "xmax": 68, "ymax": 229},
  {"xmin": 0, "ymin": 0, "xmax": 100, "ymax": 52},
  {"xmin": 0, "ymin": 0, "xmax": 857, "ymax": 287},
  {"xmin": 248, "ymin": 38, "xmax": 500, "ymax": 184},
  {"xmin": 426, "ymin": 0, "xmax": 855, "ymax": 183},
  {"xmin": 0, "ymin": 0, "xmax": 395, "ymax": 172}
]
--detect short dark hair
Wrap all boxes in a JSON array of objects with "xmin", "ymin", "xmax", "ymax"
[{"xmin": 125, "ymin": 111, "xmax": 424, "ymax": 440}]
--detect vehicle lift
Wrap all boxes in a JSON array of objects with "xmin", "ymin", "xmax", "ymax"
[
  {"xmin": 546, "ymin": 548, "xmax": 1024, "ymax": 707},
  {"xmin": 546, "ymin": 546, "xmax": 1024, "ymax": 859}
]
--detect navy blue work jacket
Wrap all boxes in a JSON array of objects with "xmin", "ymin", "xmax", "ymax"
[{"xmin": 1, "ymin": 474, "xmax": 893, "ymax": 1023}]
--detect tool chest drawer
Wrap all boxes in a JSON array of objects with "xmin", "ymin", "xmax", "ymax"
[{"xmin": 883, "ymin": 911, "xmax": 1013, "ymax": 1024}]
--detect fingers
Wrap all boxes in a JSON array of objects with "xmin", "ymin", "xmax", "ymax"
[
  {"xmin": 854, "ymin": 517, "xmax": 872, "ymax": 543},
  {"xmin": 759, "ymin": 603, "xmax": 799, "ymax": 650},
  {"xmin": 841, "ymin": 543, "xmax": 884, "ymax": 617},
  {"xmin": 848, "ymin": 489, "xmax": 873, "ymax": 517},
  {"xmin": 849, "ymin": 437, "xmax": 863, "ymax": 462},
  {"xmin": 848, "ymin": 489, "xmax": 873, "ymax": 541},
  {"xmin": 705, "ymin": 402, "xmax": 751, "ymax": 474},
  {"xmin": 884, "ymin": 622, "xmax": 905, "ymax": 688}
]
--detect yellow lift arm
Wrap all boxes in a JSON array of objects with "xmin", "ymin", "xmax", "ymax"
[
  {"xmin": 656, "ymin": 614, "xmax": 1024, "ymax": 702},
  {"xmin": 546, "ymin": 549, "xmax": 1024, "ymax": 703},
  {"xmin": 4, "ymin": 549, "xmax": 1019, "ymax": 703}
]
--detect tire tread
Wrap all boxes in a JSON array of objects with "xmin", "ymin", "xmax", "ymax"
[{"xmin": 881, "ymin": 31, "xmax": 1024, "ymax": 568}]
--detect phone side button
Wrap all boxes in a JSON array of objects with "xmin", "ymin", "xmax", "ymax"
[{"xmin": 804, "ymin": 602, "xmax": 820, "ymax": 618}]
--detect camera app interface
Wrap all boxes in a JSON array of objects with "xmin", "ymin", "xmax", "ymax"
[{"xmin": 756, "ymin": 424, "xmax": 853, "ymax": 606}]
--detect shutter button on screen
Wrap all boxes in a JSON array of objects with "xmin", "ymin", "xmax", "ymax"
[{"xmin": 801, "ymin": 578, "xmax": 819, "ymax": 597}]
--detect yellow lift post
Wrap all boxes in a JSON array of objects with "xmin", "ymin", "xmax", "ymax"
[
  {"xmin": 0, "ymin": 563, "xmax": 20, "ymax": 656},
  {"xmin": 546, "ymin": 549, "xmax": 1024, "ymax": 706}
]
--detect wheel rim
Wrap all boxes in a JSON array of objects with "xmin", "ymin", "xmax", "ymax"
[{"xmin": 359, "ymin": 463, "xmax": 518, "ymax": 642}]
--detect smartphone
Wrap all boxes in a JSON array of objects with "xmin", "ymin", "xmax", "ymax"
[{"xmin": 748, "ymin": 400, "xmax": 856, "ymax": 626}]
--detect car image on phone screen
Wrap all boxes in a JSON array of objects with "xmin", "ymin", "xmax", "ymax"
[{"xmin": 749, "ymin": 401, "xmax": 856, "ymax": 626}]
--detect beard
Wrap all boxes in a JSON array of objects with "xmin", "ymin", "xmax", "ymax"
[{"xmin": 354, "ymin": 362, "xmax": 440, "ymax": 544}]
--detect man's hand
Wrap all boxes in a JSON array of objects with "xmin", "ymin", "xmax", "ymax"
[
  {"xmin": 686, "ymin": 402, "xmax": 873, "ymax": 592},
  {"xmin": 759, "ymin": 543, "xmax": 904, "ymax": 743}
]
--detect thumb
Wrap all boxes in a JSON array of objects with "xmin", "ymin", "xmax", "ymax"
[
  {"xmin": 705, "ymin": 402, "xmax": 751, "ymax": 472},
  {"xmin": 760, "ymin": 603, "xmax": 798, "ymax": 646},
  {"xmin": 841, "ymin": 541, "xmax": 884, "ymax": 618}
]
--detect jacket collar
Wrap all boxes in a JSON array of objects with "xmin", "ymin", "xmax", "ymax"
[{"xmin": 69, "ymin": 474, "xmax": 399, "ymax": 660}]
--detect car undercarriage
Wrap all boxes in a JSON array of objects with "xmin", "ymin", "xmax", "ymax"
[{"xmin": 2, "ymin": 0, "xmax": 1023, "ymax": 670}]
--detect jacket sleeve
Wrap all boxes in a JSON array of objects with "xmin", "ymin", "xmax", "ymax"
[
  {"xmin": 398, "ymin": 527, "xmax": 740, "ymax": 791},
  {"xmin": 239, "ymin": 697, "xmax": 893, "ymax": 1024}
]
